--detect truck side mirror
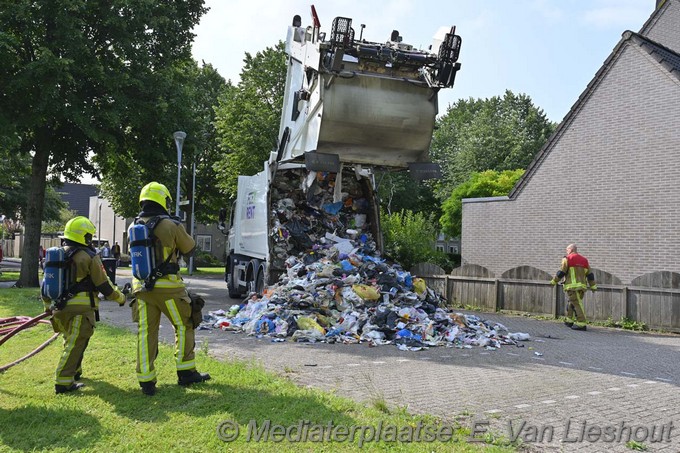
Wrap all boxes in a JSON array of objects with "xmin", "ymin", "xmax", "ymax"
[{"xmin": 218, "ymin": 207, "xmax": 227, "ymax": 231}]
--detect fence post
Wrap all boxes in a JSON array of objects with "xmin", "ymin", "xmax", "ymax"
[
  {"xmin": 552, "ymin": 284, "xmax": 559, "ymax": 318},
  {"xmin": 622, "ymin": 286, "xmax": 628, "ymax": 320},
  {"xmin": 493, "ymin": 279, "xmax": 499, "ymax": 312},
  {"xmin": 444, "ymin": 275, "xmax": 450, "ymax": 303}
]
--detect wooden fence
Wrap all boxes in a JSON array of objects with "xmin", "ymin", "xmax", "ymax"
[
  {"xmin": 410, "ymin": 263, "xmax": 680, "ymax": 332},
  {"xmin": 0, "ymin": 236, "xmax": 63, "ymax": 260}
]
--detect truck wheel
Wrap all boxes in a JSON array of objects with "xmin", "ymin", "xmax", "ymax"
[
  {"xmin": 227, "ymin": 266, "xmax": 241, "ymax": 299},
  {"xmin": 255, "ymin": 269, "xmax": 265, "ymax": 294}
]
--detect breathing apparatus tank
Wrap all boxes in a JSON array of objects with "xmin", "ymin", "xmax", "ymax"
[
  {"xmin": 129, "ymin": 222, "xmax": 155, "ymax": 281},
  {"xmin": 41, "ymin": 247, "xmax": 67, "ymax": 300}
]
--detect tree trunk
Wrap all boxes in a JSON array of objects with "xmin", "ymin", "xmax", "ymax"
[{"xmin": 18, "ymin": 129, "xmax": 50, "ymax": 288}]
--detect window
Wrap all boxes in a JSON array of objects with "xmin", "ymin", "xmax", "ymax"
[
  {"xmin": 448, "ymin": 246, "xmax": 459, "ymax": 254},
  {"xmin": 436, "ymin": 245, "xmax": 444, "ymax": 252},
  {"xmin": 196, "ymin": 234, "xmax": 212, "ymax": 252}
]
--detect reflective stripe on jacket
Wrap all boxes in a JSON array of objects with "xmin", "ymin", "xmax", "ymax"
[{"xmin": 561, "ymin": 253, "xmax": 591, "ymax": 291}]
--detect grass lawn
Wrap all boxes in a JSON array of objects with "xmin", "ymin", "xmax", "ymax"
[
  {"xmin": 0, "ymin": 288, "xmax": 517, "ymax": 453},
  {"xmin": 179, "ymin": 266, "xmax": 224, "ymax": 277},
  {"xmin": 0, "ymin": 271, "xmax": 20, "ymax": 283}
]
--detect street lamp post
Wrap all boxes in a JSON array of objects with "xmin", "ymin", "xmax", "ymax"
[
  {"xmin": 112, "ymin": 207, "xmax": 116, "ymax": 251},
  {"xmin": 188, "ymin": 159, "xmax": 197, "ymax": 275},
  {"xmin": 98, "ymin": 199, "xmax": 102, "ymax": 246},
  {"xmin": 173, "ymin": 131, "xmax": 187, "ymax": 217}
]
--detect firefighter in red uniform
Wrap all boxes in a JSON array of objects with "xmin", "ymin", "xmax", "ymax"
[{"xmin": 551, "ymin": 244, "xmax": 597, "ymax": 331}]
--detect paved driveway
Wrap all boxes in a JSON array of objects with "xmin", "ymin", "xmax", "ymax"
[{"xmin": 99, "ymin": 270, "xmax": 680, "ymax": 452}]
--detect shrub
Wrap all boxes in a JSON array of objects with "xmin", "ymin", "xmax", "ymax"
[
  {"xmin": 381, "ymin": 209, "xmax": 452, "ymax": 271},
  {"xmin": 193, "ymin": 249, "xmax": 223, "ymax": 267}
]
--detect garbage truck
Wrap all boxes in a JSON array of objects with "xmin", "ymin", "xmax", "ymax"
[{"xmin": 219, "ymin": 7, "xmax": 462, "ymax": 298}]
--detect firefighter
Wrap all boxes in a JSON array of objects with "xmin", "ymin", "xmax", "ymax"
[
  {"xmin": 550, "ymin": 244, "xmax": 597, "ymax": 331},
  {"xmin": 42, "ymin": 216, "xmax": 127, "ymax": 394},
  {"xmin": 130, "ymin": 182, "xmax": 210, "ymax": 396}
]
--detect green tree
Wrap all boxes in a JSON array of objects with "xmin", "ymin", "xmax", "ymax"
[
  {"xmin": 0, "ymin": 150, "xmax": 65, "ymax": 222},
  {"xmin": 0, "ymin": 0, "xmax": 207, "ymax": 286},
  {"xmin": 431, "ymin": 90, "xmax": 555, "ymax": 200},
  {"xmin": 377, "ymin": 171, "xmax": 441, "ymax": 218},
  {"xmin": 440, "ymin": 169, "xmax": 525, "ymax": 238},
  {"xmin": 213, "ymin": 42, "xmax": 287, "ymax": 199},
  {"xmin": 42, "ymin": 207, "xmax": 78, "ymax": 234},
  {"xmin": 381, "ymin": 209, "xmax": 451, "ymax": 271},
  {"xmin": 97, "ymin": 61, "xmax": 227, "ymax": 225}
]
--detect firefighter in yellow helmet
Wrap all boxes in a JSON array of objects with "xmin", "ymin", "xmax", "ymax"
[
  {"xmin": 41, "ymin": 216, "xmax": 127, "ymax": 394},
  {"xmin": 129, "ymin": 182, "xmax": 210, "ymax": 396},
  {"xmin": 550, "ymin": 244, "xmax": 597, "ymax": 331}
]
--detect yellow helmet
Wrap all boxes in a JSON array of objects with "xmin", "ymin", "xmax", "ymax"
[
  {"xmin": 139, "ymin": 182, "xmax": 172, "ymax": 210},
  {"xmin": 61, "ymin": 216, "xmax": 96, "ymax": 245}
]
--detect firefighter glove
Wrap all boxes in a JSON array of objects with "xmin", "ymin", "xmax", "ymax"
[
  {"xmin": 549, "ymin": 279, "xmax": 557, "ymax": 286},
  {"xmin": 112, "ymin": 290, "xmax": 126, "ymax": 306},
  {"xmin": 590, "ymin": 285, "xmax": 598, "ymax": 292}
]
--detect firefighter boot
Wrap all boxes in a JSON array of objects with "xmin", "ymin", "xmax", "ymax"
[
  {"xmin": 564, "ymin": 321, "xmax": 574, "ymax": 328},
  {"xmin": 55, "ymin": 383, "xmax": 85, "ymax": 394},
  {"xmin": 571, "ymin": 324, "xmax": 587, "ymax": 331},
  {"xmin": 177, "ymin": 370, "xmax": 211, "ymax": 386},
  {"xmin": 140, "ymin": 381, "xmax": 157, "ymax": 396}
]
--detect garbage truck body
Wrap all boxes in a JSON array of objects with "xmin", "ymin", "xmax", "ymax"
[{"xmin": 224, "ymin": 8, "xmax": 462, "ymax": 297}]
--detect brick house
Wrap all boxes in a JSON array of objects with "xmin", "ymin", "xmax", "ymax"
[{"xmin": 461, "ymin": 0, "xmax": 680, "ymax": 286}]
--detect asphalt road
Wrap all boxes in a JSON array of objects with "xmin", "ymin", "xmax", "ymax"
[
  {"xmin": 0, "ymin": 258, "xmax": 21, "ymax": 271},
  {"xmin": 96, "ymin": 269, "xmax": 680, "ymax": 452}
]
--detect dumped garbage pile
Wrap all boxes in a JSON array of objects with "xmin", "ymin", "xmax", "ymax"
[
  {"xmin": 204, "ymin": 237, "xmax": 531, "ymax": 351},
  {"xmin": 205, "ymin": 168, "xmax": 529, "ymax": 350}
]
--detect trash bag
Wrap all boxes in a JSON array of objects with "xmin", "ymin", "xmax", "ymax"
[
  {"xmin": 285, "ymin": 218, "xmax": 313, "ymax": 250},
  {"xmin": 412, "ymin": 278, "xmax": 427, "ymax": 295},
  {"xmin": 352, "ymin": 284, "xmax": 380, "ymax": 301},
  {"xmin": 296, "ymin": 316, "xmax": 326, "ymax": 334}
]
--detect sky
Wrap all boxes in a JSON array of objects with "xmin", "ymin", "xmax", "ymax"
[{"xmin": 191, "ymin": 0, "xmax": 656, "ymax": 123}]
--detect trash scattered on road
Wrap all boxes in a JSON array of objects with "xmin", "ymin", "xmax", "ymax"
[{"xmin": 201, "ymin": 249, "xmax": 531, "ymax": 351}]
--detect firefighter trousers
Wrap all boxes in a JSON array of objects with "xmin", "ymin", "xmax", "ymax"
[
  {"xmin": 565, "ymin": 289, "xmax": 587, "ymax": 326},
  {"xmin": 51, "ymin": 305, "xmax": 95, "ymax": 386},
  {"xmin": 135, "ymin": 290, "xmax": 196, "ymax": 383}
]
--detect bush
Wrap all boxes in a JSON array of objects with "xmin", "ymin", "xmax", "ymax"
[
  {"xmin": 381, "ymin": 209, "xmax": 452, "ymax": 271},
  {"xmin": 193, "ymin": 249, "xmax": 223, "ymax": 267}
]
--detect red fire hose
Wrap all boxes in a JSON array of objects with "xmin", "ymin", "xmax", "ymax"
[{"xmin": 0, "ymin": 312, "xmax": 58, "ymax": 372}]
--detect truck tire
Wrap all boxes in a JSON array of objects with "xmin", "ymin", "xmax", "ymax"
[
  {"xmin": 227, "ymin": 258, "xmax": 242, "ymax": 299},
  {"xmin": 255, "ymin": 268, "xmax": 265, "ymax": 294},
  {"xmin": 227, "ymin": 271, "xmax": 241, "ymax": 298}
]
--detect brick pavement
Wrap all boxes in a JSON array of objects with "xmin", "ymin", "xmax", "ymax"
[{"xmin": 98, "ymin": 271, "xmax": 680, "ymax": 452}]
